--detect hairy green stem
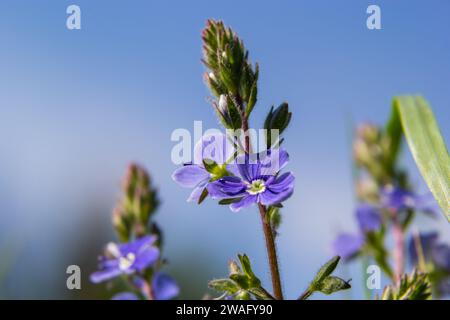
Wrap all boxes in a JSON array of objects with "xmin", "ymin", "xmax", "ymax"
[
  {"xmin": 239, "ymin": 104, "xmax": 283, "ymax": 300},
  {"xmin": 258, "ymin": 203, "xmax": 283, "ymax": 300}
]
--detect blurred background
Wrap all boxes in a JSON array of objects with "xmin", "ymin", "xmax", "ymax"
[{"xmin": 0, "ymin": 0, "xmax": 449, "ymax": 299}]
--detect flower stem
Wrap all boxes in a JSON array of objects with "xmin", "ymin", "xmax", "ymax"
[
  {"xmin": 391, "ymin": 212, "xmax": 404, "ymax": 284},
  {"xmin": 142, "ymin": 279, "xmax": 155, "ymax": 300},
  {"xmin": 258, "ymin": 203, "xmax": 284, "ymax": 300},
  {"xmin": 298, "ymin": 288, "xmax": 312, "ymax": 300},
  {"xmin": 239, "ymin": 96, "xmax": 283, "ymax": 300}
]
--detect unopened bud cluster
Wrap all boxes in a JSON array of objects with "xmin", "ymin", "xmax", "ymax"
[{"xmin": 113, "ymin": 163, "xmax": 159, "ymax": 242}]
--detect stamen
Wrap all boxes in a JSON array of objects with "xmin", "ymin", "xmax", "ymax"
[
  {"xmin": 246, "ymin": 179, "xmax": 266, "ymax": 195},
  {"xmin": 119, "ymin": 253, "xmax": 136, "ymax": 271}
]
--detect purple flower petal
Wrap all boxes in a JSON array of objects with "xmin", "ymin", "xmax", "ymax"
[
  {"xmin": 412, "ymin": 193, "xmax": 439, "ymax": 216},
  {"xmin": 408, "ymin": 232, "xmax": 438, "ymax": 265},
  {"xmin": 234, "ymin": 154, "xmax": 262, "ymax": 182},
  {"xmin": 207, "ymin": 176, "xmax": 246, "ymax": 199},
  {"xmin": 112, "ymin": 292, "xmax": 139, "ymax": 300},
  {"xmin": 432, "ymin": 244, "xmax": 450, "ymax": 272},
  {"xmin": 132, "ymin": 246, "xmax": 160, "ymax": 271},
  {"xmin": 259, "ymin": 187, "xmax": 294, "ymax": 206},
  {"xmin": 380, "ymin": 187, "xmax": 438, "ymax": 215},
  {"xmin": 230, "ymin": 194, "xmax": 257, "ymax": 212},
  {"xmin": 332, "ymin": 233, "xmax": 364, "ymax": 261},
  {"xmin": 119, "ymin": 235, "xmax": 157, "ymax": 255},
  {"xmin": 266, "ymin": 172, "xmax": 295, "ymax": 193},
  {"xmin": 91, "ymin": 236, "xmax": 159, "ymax": 284},
  {"xmin": 152, "ymin": 272, "xmax": 180, "ymax": 300},
  {"xmin": 258, "ymin": 172, "xmax": 295, "ymax": 206},
  {"xmin": 90, "ymin": 267, "xmax": 122, "ymax": 284},
  {"xmin": 356, "ymin": 204, "xmax": 381, "ymax": 232},
  {"xmin": 172, "ymin": 165, "xmax": 210, "ymax": 188},
  {"xmin": 187, "ymin": 183, "xmax": 207, "ymax": 202},
  {"xmin": 193, "ymin": 133, "xmax": 235, "ymax": 165},
  {"xmin": 237, "ymin": 163, "xmax": 261, "ymax": 182},
  {"xmin": 259, "ymin": 148, "xmax": 289, "ymax": 176}
]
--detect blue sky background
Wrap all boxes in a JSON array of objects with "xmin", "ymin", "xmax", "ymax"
[{"xmin": 0, "ymin": 0, "xmax": 449, "ymax": 299}]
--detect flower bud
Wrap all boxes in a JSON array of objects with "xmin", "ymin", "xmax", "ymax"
[
  {"xmin": 218, "ymin": 94, "xmax": 228, "ymax": 114},
  {"xmin": 228, "ymin": 260, "xmax": 241, "ymax": 275},
  {"xmin": 113, "ymin": 163, "xmax": 159, "ymax": 241},
  {"xmin": 356, "ymin": 123, "xmax": 379, "ymax": 143},
  {"xmin": 356, "ymin": 178, "xmax": 379, "ymax": 202}
]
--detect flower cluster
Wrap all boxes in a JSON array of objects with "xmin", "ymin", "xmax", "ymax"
[
  {"xmin": 332, "ymin": 186, "xmax": 437, "ymax": 261},
  {"xmin": 332, "ymin": 121, "xmax": 446, "ymax": 298},
  {"xmin": 408, "ymin": 232, "xmax": 450, "ymax": 296},
  {"xmin": 173, "ymin": 137, "xmax": 295, "ymax": 212},
  {"xmin": 170, "ymin": 20, "xmax": 350, "ymax": 300},
  {"xmin": 91, "ymin": 164, "xmax": 179, "ymax": 300}
]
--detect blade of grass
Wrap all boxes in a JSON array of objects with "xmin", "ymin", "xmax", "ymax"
[{"xmin": 392, "ymin": 96, "xmax": 450, "ymax": 222}]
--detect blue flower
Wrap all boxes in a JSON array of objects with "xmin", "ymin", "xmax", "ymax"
[
  {"xmin": 172, "ymin": 133, "xmax": 236, "ymax": 202},
  {"xmin": 111, "ymin": 272, "xmax": 179, "ymax": 300},
  {"xmin": 90, "ymin": 236, "xmax": 159, "ymax": 283},
  {"xmin": 380, "ymin": 186, "xmax": 438, "ymax": 215},
  {"xmin": 207, "ymin": 149, "xmax": 294, "ymax": 212},
  {"xmin": 409, "ymin": 232, "xmax": 450, "ymax": 272},
  {"xmin": 332, "ymin": 204, "xmax": 381, "ymax": 260},
  {"xmin": 112, "ymin": 292, "xmax": 139, "ymax": 300},
  {"xmin": 152, "ymin": 272, "xmax": 180, "ymax": 300},
  {"xmin": 356, "ymin": 204, "xmax": 382, "ymax": 232},
  {"xmin": 331, "ymin": 233, "xmax": 365, "ymax": 260},
  {"xmin": 408, "ymin": 232, "xmax": 450, "ymax": 296}
]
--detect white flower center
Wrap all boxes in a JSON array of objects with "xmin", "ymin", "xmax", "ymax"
[
  {"xmin": 119, "ymin": 253, "xmax": 136, "ymax": 271},
  {"xmin": 246, "ymin": 179, "xmax": 266, "ymax": 195}
]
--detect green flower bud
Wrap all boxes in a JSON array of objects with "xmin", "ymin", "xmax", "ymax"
[{"xmin": 113, "ymin": 163, "xmax": 159, "ymax": 241}]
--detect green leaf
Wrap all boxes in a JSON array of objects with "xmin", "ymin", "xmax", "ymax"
[
  {"xmin": 381, "ymin": 269, "xmax": 431, "ymax": 300},
  {"xmin": 245, "ymin": 81, "xmax": 257, "ymax": 116},
  {"xmin": 218, "ymin": 197, "xmax": 242, "ymax": 205},
  {"xmin": 392, "ymin": 96, "xmax": 450, "ymax": 222},
  {"xmin": 229, "ymin": 274, "xmax": 250, "ymax": 289},
  {"xmin": 203, "ymin": 159, "xmax": 219, "ymax": 174},
  {"xmin": 208, "ymin": 279, "xmax": 238, "ymax": 293},
  {"xmin": 312, "ymin": 256, "xmax": 340, "ymax": 285},
  {"xmin": 267, "ymin": 206, "xmax": 282, "ymax": 231},
  {"xmin": 238, "ymin": 254, "xmax": 261, "ymax": 287},
  {"xmin": 264, "ymin": 103, "xmax": 292, "ymax": 147},
  {"xmin": 197, "ymin": 188, "xmax": 209, "ymax": 204},
  {"xmin": 301, "ymin": 256, "xmax": 351, "ymax": 299},
  {"xmin": 210, "ymin": 254, "xmax": 270, "ymax": 300},
  {"xmin": 385, "ymin": 104, "xmax": 403, "ymax": 172},
  {"xmin": 316, "ymin": 276, "xmax": 351, "ymax": 295},
  {"xmin": 202, "ymin": 159, "xmax": 229, "ymax": 179}
]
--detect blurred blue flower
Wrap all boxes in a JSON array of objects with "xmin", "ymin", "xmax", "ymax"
[
  {"xmin": 90, "ymin": 236, "xmax": 159, "ymax": 283},
  {"xmin": 152, "ymin": 272, "xmax": 179, "ymax": 300},
  {"xmin": 380, "ymin": 186, "xmax": 437, "ymax": 215},
  {"xmin": 409, "ymin": 232, "xmax": 450, "ymax": 272},
  {"xmin": 172, "ymin": 133, "xmax": 236, "ymax": 202},
  {"xmin": 207, "ymin": 149, "xmax": 294, "ymax": 212},
  {"xmin": 332, "ymin": 204, "xmax": 380, "ymax": 260},
  {"xmin": 111, "ymin": 272, "xmax": 179, "ymax": 300},
  {"xmin": 356, "ymin": 204, "xmax": 382, "ymax": 232},
  {"xmin": 408, "ymin": 232, "xmax": 450, "ymax": 296},
  {"xmin": 331, "ymin": 233, "xmax": 365, "ymax": 260},
  {"xmin": 112, "ymin": 292, "xmax": 139, "ymax": 300}
]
